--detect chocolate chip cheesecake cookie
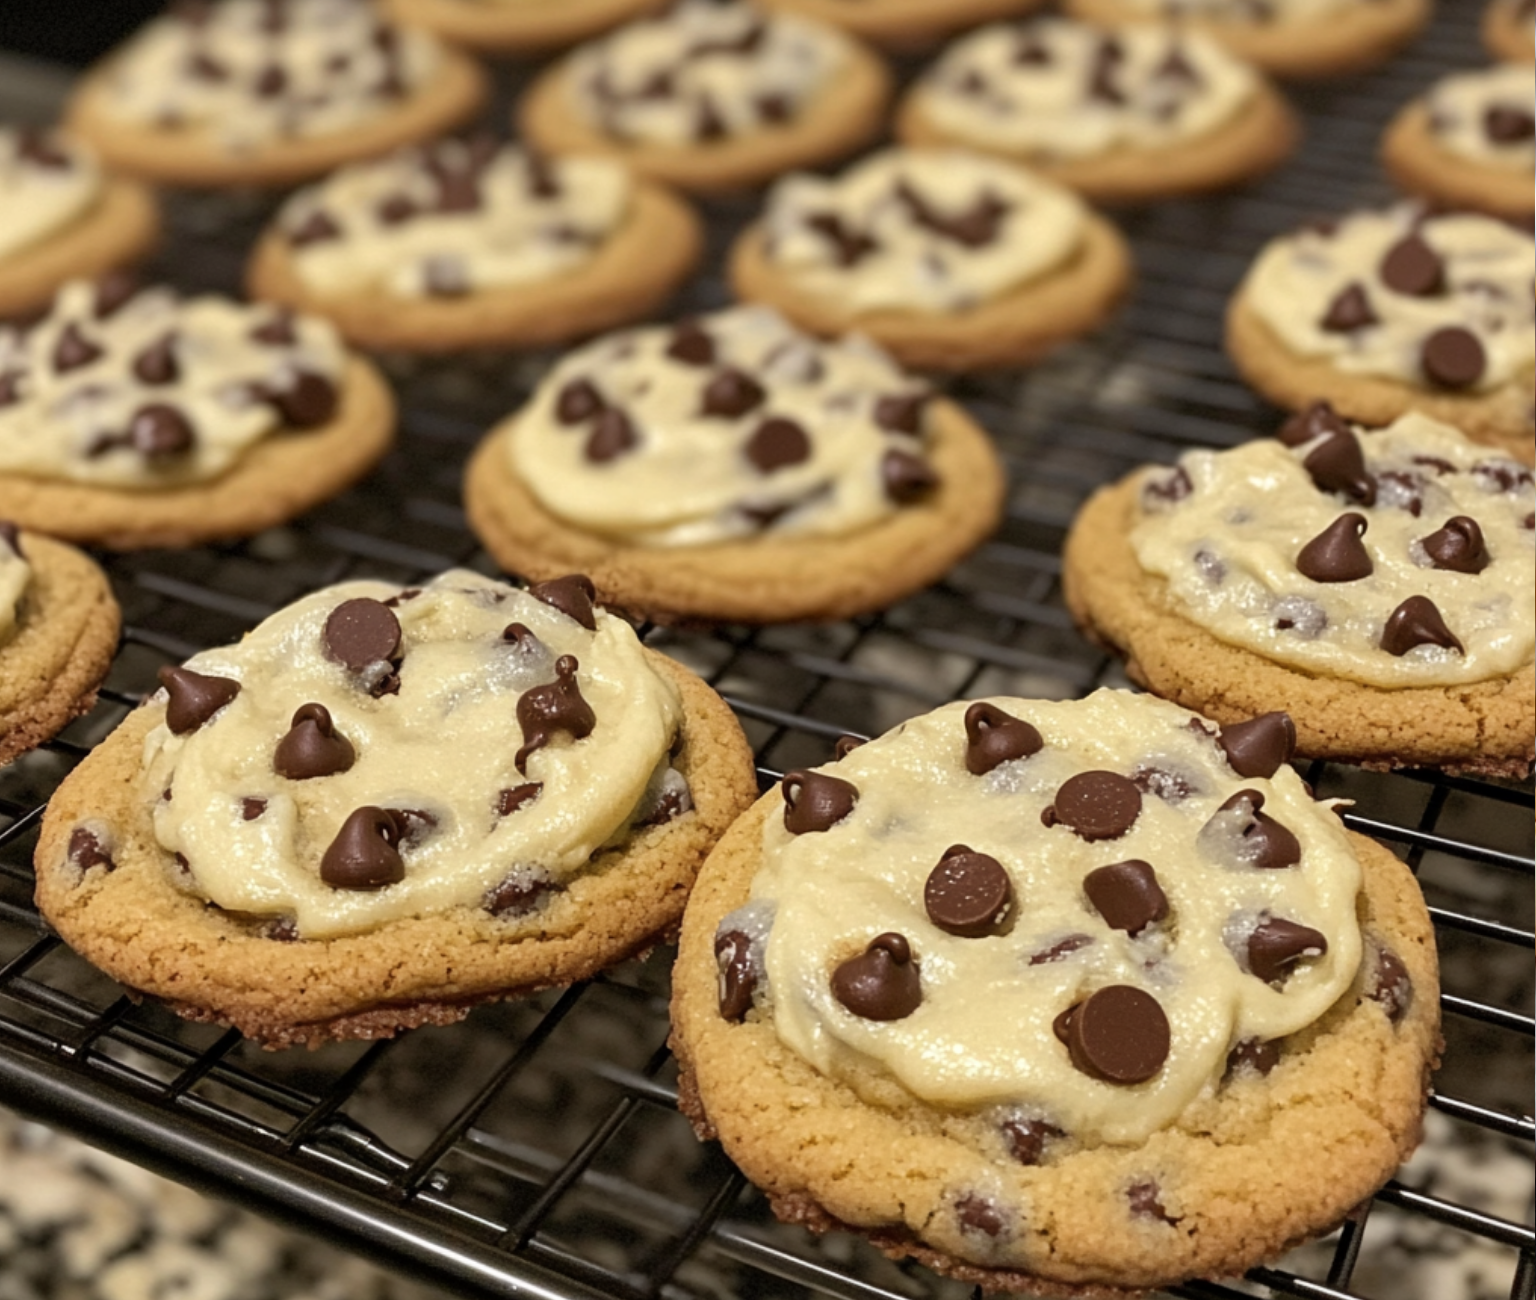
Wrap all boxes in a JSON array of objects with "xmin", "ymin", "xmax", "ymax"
[
  {"xmin": 1482, "ymin": 0, "xmax": 1535, "ymax": 62},
  {"xmin": 463, "ymin": 306, "xmax": 1005, "ymax": 623},
  {"xmin": 35, "ymin": 569, "xmax": 756, "ymax": 1047},
  {"xmin": 756, "ymin": 0, "xmax": 1046, "ymax": 52},
  {"xmin": 386, "ymin": 0, "xmax": 666, "ymax": 54},
  {"xmin": 672, "ymin": 689, "xmax": 1439, "ymax": 1293},
  {"xmin": 1063, "ymin": 405, "xmax": 1535, "ymax": 777}
]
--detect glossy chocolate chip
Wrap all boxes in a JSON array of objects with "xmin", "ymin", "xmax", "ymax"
[
  {"xmin": 241, "ymin": 797, "xmax": 267, "ymax": 821},
  {"xmin": 53, "ymin": 322, "xmax": 102, "ymax": 373},
  {"xmin": 1381, "ymin": 595, "xmax": 1463, "ymax": 656},
  {"xmin": 924, "ymin": 845, "xmax": 1013, "ymax": 938},
  {"xmin": 496, "ymin": 782, "xmax": 542, "ymax": 816},
  {"xmin": 745, "ymin": 418, "xmax": 811, "ymax": 474},
  {"xmin": 1225, "ymin": 1037, "xmax": 1281, "ymax": 1078},
  {"xmin": 128, "ymin": 404, "xmax": 195, "ymax": 459},
  {"xmin": 1369, "ymin": 947, "xmax": 1413, "ymax": 1023},
  {"xmin": 158, "ymin": 665, "xmax": 241, "ymax": 734},
  {"xmin": 873, "ymin": 391, "xmax": 928, "ymax": 434},
  {"xmin": 263, "ymin": 370, "xmax": 337, "ymax": 428},
  {"xmin": 1379, "ymin": 234, "xmax": 1444, "ymax": 296},
  {"xmin": 781, "ymin": 769, "xmax": 858, "ymax": 834},
  {"xmin": 288, "ymin": 209, "xmax": 341, "ymax": 247},
  {"xmin": 1421, "ymin": 516, "xmax": 1490, "ymax": 573},
  {"xmin": 319, "ymin": 808, "xmax": 404, "ymax": 891},
  {"xmin": 556, "ymin": 378, "xmax": 605, "ymax": 425},
  {"xmin": 1209, "ymin": 790, "xmax": 1302, "ymax": 870},
  {"xmin": 93, "ymin": 271, "xmax": 140, "ymax": 319},
  {"xmin": 515, "ymin": 654, "xmax": 596, "ymax": 774},
  {"xmin": 715, "ymin": 928, "xmax": 757, "ymax": 1021},
  {"xmin": 1420, "ymin": 327, "xmax": 1486, "ymax": 389},
  {"xmin": 1247, "ymin": 916, "xmax": 1328, "ymax": 985},
  {"xmin": 954, "ymin": 1194, "xmax": 1006, "ymax": 1238},
  {"xmin": 831, "ymin": 933, "xmax": 921, "ymax": 1021},
  {"xmin": 1485, "ymin": 104, "xmax": 1536, "ymax": 142},
  {"xmin": 132, "ymin": 333, "xmax": 179, "ymax": 385},
  {"xmin": 585, "ymin": 408, "xmax": 637, "ymax": 462},
  {"xmin": 67, "ymin": 827, "xmax": 114, "ymax": 873},
  {"xmin": 274, "ymin": 703, "xmax": 355, "ymax": 780},
  {"xmin": 484, "ymin": 872, "xmax": 561, "ymax": 917},
  {"xmin": 1083, "ymin": 860, "xmax": 1167, "ymax": 936},
  {"xmin": 1128, "ymin": 1181, "xmax": 1178, "ymax": 1224},
  {"xmin": 963, "ymin": 701, "xmax": 1043, "ymax": 775},
  {"xmin": 1044, "ymin": 771, "xmax": 1142, "ymax": 841},
  {"xmin": 1304, "ymin": 431, "xmax": 1377, "ymax": 506},
  {"xmin": 665, "ymin": 319, "xmax": 715, "ymax": 366},
  {"xmin": 1216, "ymin": 712, "xmax": 1296, "ymax": 779},
  {"xmin": 1277, "ymin": 400, "xmax": 1350, "ymax": 448},
  {"xmin": 879, "ymin": 449, "xmax": 938, "ymax": 505},
  {"xmin": 1029, "ymin": 933, "xmax": 1094, "ymax": 965},
  {"xmin": 701, "ymin": 368, "xmax": 765, "ymax": 419},
  {"xmin": 1321, "ymin": 282, "xmax": 1378, "ymax": 332},
  {"xmin": 323, "ymin": 598, "xmax": 401, "ymax": 671},
  {"xmin": 528, "ymin": 574, "xmax": 598, "ymax": 630},
  {"xmin": 1056, "ymin": 986, "xmax": 1169, "ymax": 1084},
  {"xmin": 1297, "ymin": 512, "xmax": 1373, "ymax": 582},
  {"xmin": 1002, "ymin": 1117, "xmax": 1062, "ymax": 1165},
  {"xmin": 833, "ymin": 734, "xmax": 865, "ymax": 759}
]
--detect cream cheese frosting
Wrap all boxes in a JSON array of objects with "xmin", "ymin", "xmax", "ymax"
[
  {"xmin": 97, "ymin": 0, "xmax": 443, "ymax": 153},
  {"xmin": 1244, "ymin": 206, "xmax": 1535, "ymax": 392},
  {"xmin": 566, "ymin": 0, "xmax": 847, "ymax": 145},
  {"xmin": 1131, "ymin": 410, "xmax": 1535, "ymax": 688},
  {"xmin": 144, "ymin": 570, "xmax": 685, "ymax": 939},
  {"xmin": 733, "ymin": 690, "xmax": 1361, "ymax": 1147},
  {"xmin": 912, "ymin": 19, "xmax": 1260, "ymax": 160},
  {"xmin": 0, "ymin": 129, "xmax": 103, "ymax": 265},
  {"xmin": 0, "ymin": 528, "xmax": 32, "ymax": 646},
  {"xmin": 761, "ymin": 149, "xmax": 1088, "ymax": 314},
  {"xmin": 1425, "ymin": 63, "xmax": 1536, "ymax": 171},
  {"xmin": 0, "ymin": 279, "xmax": 346, "ymax": 489},
  {"xmin": 275, "ymin": 139, "xmax": 632, "ymax": 299},
  {"xmin": 509, "ymin": 306, "xmax": 940, "ymax": 547}
]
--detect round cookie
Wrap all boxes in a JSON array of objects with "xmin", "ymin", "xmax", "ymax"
[
  {"xmin": 895, "ymin": 20, "xmax": 1300, "ymax": 204},
  {"xmin": 1061, "ymin": 408, "xmax": 1535, "ymax": 778},
  {"xmin": 1062, "ymin": 0, "xmax": 1431, "ymax": 79},
  {"xmin": 0, "ymin": 529, "xmax": 121, "ymax": 766},
  {"xmin": 464, "ymin": 307, "xmax": 1006, "ymax": 624},
  {"xmin": 385, "ymin": 0, "xmax": 667, "ymax": 53},
  {"xmin": 516, "ymin": 1, "xmax": 890, "ymax": 194},
  {"xmin": 247, "ymin": 140, "xmax": 702, "ymax": 353},
  {"xmin": 1225, "ymin": 206, "xmax": 1535, "ymax": 463},
  {"xmin": 65, "ymin": 1, "xmax": 487, "ymax": 189},
  {"xmin": 1482, "ymin": 0, "xmax": 1535, "ymax": 62},
  {"xmin": 756, "ymin": 0, "xmax": 1047, "ymax": 52},
  {"xmin": 0, "ymin": 279, "xmax": 396, "ymax": 550},
  {"xmin": 1380, "ymin": 65, "xmax": 1534, "ymax": 222},
  {"xmin": 671, "ymin": 690, "xmax": 1440, "ymax": 1294},
  {"xmin": 0, "ymin": 129, "xmax": 158, "ymax": 322},
  {"xmin": 728, "ymin": 149, "xmax": 1132, "ymax": 372},
  {"xmin": 34, "ymin": 570, "xmax": 757, "ymax": 1048}
]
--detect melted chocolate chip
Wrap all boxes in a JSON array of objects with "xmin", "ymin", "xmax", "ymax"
[
  {"xmin": 241, "ymin": 797, "xmax": 267, "ymax": 821},
  {"xmin": 831, "ymin": 933, "xmax": 921, "ymax": 1021},
  {"xmin": 274, "ymin": 703, "xmax": 355, "ymax": 780},
  {"xmin": 833, "ymin": 734, "xmax": 865, "ymax": 759},
  {"xmin": 804, "ymin": 211, "xmax": 878, "ymax": 267},
  {"xmin": 515, "ymin": 655, "xmax": 595, "ymax": 774},
  {"xmin": 323, "ymin": 598, "xmax": 401, "ymax": 672},
  {"xmin": 895, "ymin": 182, "xmax": 1011, "ymax": 249},
  {"xmin": 1278, "ymin": 400, "xmax": 1350, "ymax": 448},
  {"xmin": 496, "ymin": 782, "xmax": 542, "ymax": 816},
  {"xmin": 1225, "ymin": 1037, "xmax": 1281, "ymax": 1078},
  {"xmin": 288, "ymin": 208, "xmax": 341, "ymax": 247},
  {"xmin": 67, "ymin": 827, "xmax": 114, "ymax": 873},
  {"xmin": 1381, "ymin": 595, "xmax": 1463, "ymax": 656},
  {"xmin": 1297, "ymin": 512, "xmax": 1373, "ymax": 582},
  {"xmin": 873, "ymin": 391, "xmax": 928, "ymax": 434},
  {"xmin": 955, "ymin": 1194, "xmax": 1006, "ymax": 1238},
  {"xmin": 1321, "ymin": 282, "xmax": 1378, "ymax": 333},
  {"xmin": 484, "ymin": 872, "xmax": 562, "ymax": 917},
  {"xmin": 963, "ymin": 701, "xmax": 1043, "ymax": 775},
  {"xmin": 53, "ymin": 322, "xmax": 102, "ymax": 373},
  {"xmin": 1043, "ymin": 772, "xmax": 1142, "ymax": 841},
  {"xmin": 1304, "ymin": 431, "xmax": 1377, "ymax": 506},
  {"xmin": 881, "ymin": 449, "xmax": 938, "ymax": 504},
  {"xmin": 528, "ymin": 574, "xmax": 597, "ymax": 630},
  {"xmin": 1247, "ymin": 916, "xmax": 1328, "ymax": 986},
  {"xmin": 666, "ymin": 319, "xmax": 716, "ymax": 365},
  {"xmin": 261, "ymin": 370, "xmax": 338, "ymax": 428},
  {"xmin": 585, "ymin": 408, "xmax": 638, "ymax": 462},
  {"xmin": 1207, "ymin": 790, "xmax": 1301, "ymax": 870},
  {"xmin": 1002, "ymin": 1117, "xmax": 1061, "ymax": 1165},
  {"xmin": 126, "ymin": 403, "xmax": 194, "ymax": 459},
  {"xmin": 1083, "ymin": 860, "xmax": 1167, "ymax": 936},
  {"xmin": 320, "ymin": 807, "xmax": 405, "ymax": 890},
  {"xmin": 132, "ymin": 333, "xmax": 179, "ymax": 386},
  {"xmin": 746, "ymin": 417, "xmax": 811, "ymax": 473},
  {"xmin": 1131, "ymin": 765, "xmax": 1194, "ymax": 803},
  {"xmin": 924, "ymin": 845, "xmax": 1013, "ymax": 938},
  {"xmin": 1421, "ymin": 516, "xmax": 1490, "ymax": 573},
  {"xmin": 1216, "ymin": 712, "xmax": 1296, "ymax": 779},
  {"xmin": 158, "ymin": 665, "xmax": 241, "ymax": 735},
  {"xmin": 1472, "ymin": 459, "xmax": 1533, "ymax": 494},
  {"xmin": 701, "ymin": 368, "xmax": 766, "ymax": 419},
  {"xmin": 1379, "ymin": 234, "xmax": 1444, "ymax": 296},
  {"xmin": 556, "ymin": 378, "xmax": 605, "ymax": 425},
  {"xmin": 1029, "ymin": 934, "xmax": 1094, "ymax": 965},
  {"xmin": 781, "ymin": 769, "xmax": 858, "ymax": 834},
  {"xmin": 1056, "ymin": 986, "xmax": 1169, "ymax": 1084},
  {"xmin": 93, "ymin": 271, "xmax": 141, "ymax": 320},
  {"xmin": 1128, "ymin": 1181, "xmax": 1178, "ymax": 1224},
  {"xmin": 1420, "ymin": 327, "xmax": 1486, "ymax": 389},
  {"xmin": 501, "ymin": 622, "xmax": 542, "ymax": 653},
  {"xmin": 1369, "ymin": 947, "xmax": 1413, "ymax": 1023},
  {"xmin": 715, "ymin": 928, "xmax": 757, "ymax": 1021},
  {"xmin": 1485, "ymin": 104, "xmax": 1536, "ymax": 143}
]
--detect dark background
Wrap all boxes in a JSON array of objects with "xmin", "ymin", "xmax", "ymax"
[{"xmin": 1, "ymin": 2, "xmax": 159, "ymax": 65}]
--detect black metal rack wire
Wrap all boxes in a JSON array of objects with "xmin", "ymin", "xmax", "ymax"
[{"xmin": 0, "ymin": 5, "xmax": 1531, "ymax": 1299}]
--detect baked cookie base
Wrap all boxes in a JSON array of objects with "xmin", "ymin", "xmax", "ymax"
[
  {"xmin": 386, "ymin": 0, "xmax": 667, "ymax": 53},
  {"xmin": 1225, "ymin": 293, "xmax": 1536, "ymax": 465},
  {"xmin": 65, "ymin": 50, "xmax": 487, "ymax": 188},
  {"xmin": 516, "ymin": 40, "xmax": 890, "ymax": 194},
  {"xmin": 1381, "ymin": 102, "xmax": 1533, "ymax": 223},
  {"xmin": 1061, "ymin": 476, "xmax": 1535, "ymax": 778},
  {"xmin": 0, "ymin": 357, "xmax": 396, "ymax": 550},
  {"xmin": 671, "ymin": 793, "xmax": 1439, "ymax": 1293},
  {"xmin": 463, "ymin": 399, "xmax": 1006, "ymax": 625},
  {"xmin": 0, "ymin": 534, "xmax": 120, "ymax": 765},
  {"xmin": 728, "ymin": 215, "xmax": 1133, "ymax": 372},
  {"xmin": 34, "ymin": 653, "xmax": 756, "ymax": 1049},
  {"xmin": 246, "ymin": 184, "xmax": 703, "ymax": 353},
  {"xmin": 757, "ymin": 0, "xmax": 1046, "ymax": 51},
  {"xmin": 1065, "ymin": 0, "xmax": 1430, "ymax": 78},
  {"xmin": 0, "ymin": 180, "xmax": 159, "ymax": 321},
  {"xmin": 896, "ymin": 80, "xmax": 1301, "ymax": 205},
  {"xmin": 1482, "ymin": 2, "xmax": 1535, "ymax": 61}
]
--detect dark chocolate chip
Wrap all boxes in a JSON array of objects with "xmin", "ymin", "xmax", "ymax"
[
  {"xmin": 250, "ymin": 311, "xmax": 297, "ymax": 346},
  {"xmin": 881, "ymin": 449, "xmax": 938, "ymax": 504},
  {"xmin": 585, "ymin": 408, "xmax": 638, "ymax": 462},
  {"xmin": 745, "ymin": 417, "xmax": 811, "ymax": 473},
  {"xmin": 132, "ymin": 333, "xmax": 179, "ymax": 385},
  {"xmin": 1216, "ymin": 712, "xmax": 1296, "ymax": 779},
  {"xmin": 515, "ymin": 654, "xmax": 596, "ymax": 773},
  {"xmin": 873, "ymin": 391, "xmax": 929, "ymax": 434},
  {"xmin": 1013, "ymin": 29, "xmax": 1052, "ymax": 63},
  {"xmin": 497, "ymin": 782, "xmax": 542, "ymax": 816},
  {"xmin": 666, "ymin": 319, "xmax": 715, "ymax": 365},
  {"xmin": 637, "ymin": 779, "xmax": 692, "ymax": 826},
  {"xmin": 755, "ymin": 91, "xmax": 791, "ymax": 123},
  {"xmin": 693, "ymin": 94, "xmax": 727, "ymax": 142},
  {"xmin": 274, "ymin": 703, "xmax": 356, "ymax": 780},
  {"xmin": 1153, "ymin": 43, "xmax": 1200, "ymax": 85},
  {"xmin": 924, "ymin": 845, "xmax": 1013, "ymax": 938},
  {"xmin": 128, "ymin": 403, "xmax": 195, "ymax": 459},
  {"xmin": 1378, "ymin": 469, "xmax": 1426, "ymax": 516},
  {"xmin": 1083, "ymin": 860, "xmax": 1167, "ymax": 936},
  {"xmin": 895, "ymin": 182, "xmax": 1011, "ymax": 249},
  {"xmin": 323, "ymin": 598, "xmax": 402, "ymax": 671},
  {"xmin": 253, "ymin": 64, "xmax": 288, "ymax": 99},
  {"xmin": 1140, "ymin": 465, "xmax": 1192, "ymax": 508},
  {"xmin": 1381, "ymin": 595, "xmax": 1463, "ymax": 656},
  {"xmin": 1225, "ymin": 1037, "xmax": 1281, "ymax": 1078},
  {"xmin": 53, "ymin": 322, "xmax": 102, "ymax": 373},
  {"xmin": 263, "ymin": 916, "xmax": 299, "ymax": 942},
  {"xmin": 1056, "ymin": 985, "xmax": 1169, "ymax": 1084},
  {"xmin": 1277, "ymin": 400, "xmax": 1349, "ymax": 448},
  {"xmin": 241, "ymin": 797, "xmax": 267, "ymax": 821},
  {"xmin": 1472, "ymin": 459, "xmax": 1533, "ymax": 494},
  {"xmin": 1131, "ymin": 765, "xmax": 1194, "ymax": 802},
  {"xmin": 1484, "ymin": 104, "xmax": 1535, "ymax": 143},
  {"xmin": 91, "ymin": 271, "xmax": 141, "ymax": 321},
  {"xmin": 963, "ymin": 701, "xmax": 1043, "ymax": 775},
  {"xmin": 1043, "ymin": 771, "xmax": 1142, "ymax": 841},
  {"xmin": 556, "ymin": 378, "xmax": 605, "ymax": 424},
  {"xmin": 715, "ymin": 928, "xmax": 757, "ymax": 1021},
  {"xmin": 1420, "ymin": 327, "xmax": 1486, "ymax": 389},
  {"xmin": 1029, "ymin": 934, "xmax": 1093, "ymax": 965},
  {"xmin": 320, "ymin": 807, "xmax": 405, "ymax": 890},
  {"xmin": 803, "ymin": 211, "xmax": 878, "ymax": 267},
  {"xmin": 501, "ymin": 622, "xmax": 542, "ymax": 652},
  {"xmin": 954, "ymin": 1194, "xmax": 1006, "ymax": 1238},
  {"xmin": 1086, "ymin": 35, "xmax": 1125, "ymax": 104},
  {"xmin": 0, "ymin": 521, "xmax": 23, "ymax": 559},
  {"xmin": 1002, "ymin": 1117, "xmax": 1061, "ymax": 1165},
  {"xmin": 288, "ymin": 208, "xmax": 341, "ymax": 247},
  {"xmin": 1247, "ymin": 916, "xmax": 1328, "ymax": 986},
  {"xmin": 0, "ymin": 373, "xmax": 23, "ymax": 408},
  {"xmin": 1208, "ymin": 790, "xmax": 1302, "ymax": 870},
  {"xmin": 158, "ymin": 665, "xmax": 241, "ymax": 735},
  {"xmin": 67, "ymin": 827, "xmax": 114, "ymax": 873},
  {"xmin": 1321, "ymin": 282, "xmax": 1378, "ymax": 333},
  {"xmin": 528, "ymin": 574, "xmax": 598, "ymax": 630},
  {"xmin": 1369, "ymin": 947, "xmax": 1413, "ymax": 1023},
  {"xmin": 831, "ymin": 932, "xmax": 921, "ymax": 1021},
  {"xmin": 1128, "ymin": 1181, "xmax": 1178, "ymax": 1224},
  {"xmin": 263, "ymin": 370, "xmax": 338, "ymax": 428},
  {"xmin": 1296, "ymin": 512, "xmax": 1373, "ymax": 582},
  {"xmin": 1304, "ymin": 431, "xmax": 1377, "ymax": 506},
  {"xmin": 833, "ymin": 734, "xmax": 865, "ymax": 759},
  {"xmin": 1379, "ymin": 234, "xmax": 1444, "ymax": 296},
  {"xmin": 1421, "ymin": 516, "xmax": 1490, "ymax": 573},
  {"xmin": 781, "ymin": 769, "xmax": 858, "ymax": 834},
  {"xmin": 484, "ymin": 871, "xmax": 561, "ymax": 917},
  {"xmin": 701, "ymin": 367, "xmax": 765, "ymax": 419}
]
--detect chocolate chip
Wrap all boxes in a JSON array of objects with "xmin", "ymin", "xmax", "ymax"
[
  {"xmin": 804, "ymin": 211, "xmax": 878, "ymax": 267},
  {"xmin": 0, "ymin": 521, "xmax": 23, "ymax": 559},
  {"xmin": 1128, "ymin": 1181, "xmax": 1178, "ymax": 1224},
  {"xmin": 1420, "ymin": 327, "xmax": 1486, "ymax": 389},
  {"xmin": 1368, "ymin": 947, "xmax": 1413, "ymax": 1023},
  {"xmin": 128, "ymin": 404, "xmax": 195, "ymax": 459},
  {"xmin": 1472, "ymin": 459, "xmax": 1533, "ymax": 494},
  {"xmin": 833, "ymin": 734, "xmax": 865, "ymax": 759},
  {"xmin": 433, "ymin": 171, "xmax": 481, "ymax": 214},
  {"xmin": 496, "ymin": 782, "xmax": 542, "ymax": 816},
  {"xmin": 132, "ymin": 333, "xmax": 179, "ymax": 386},
  {"xmin": 483, "ymin": 868, "xmax": 560, "ymax": 917},
  {"xmin": 263, "ymin": 916, "xmax": 299, "ymax": 942},
  {"xmin": 158, "ymin": 665, "xmax": 241, "ymax": 734},
  {"xmin": 755, "ymin": 91, "xmax": 791, "ymax": 123},
  {"xmin": 746, "ymin": 418, "xmax": 811, "ymax": 474},
  {"xmin": 701, "ymin": 368, "xmax": 765, "ymax": 419},
  {"xmin": 963, "ymin": 701, "xmax": 1043, "ymax": 775},
  {"xmin": 376, "ymin": 193, "xmax": 417, "ymax": 226},
  {"xmin": 1247, "ymin": 916, "xmax": 1328, "ymax": 986},
  {"xmin": 93, "ymin": 271, "xmax": 141, "ymax": 320},
  {"xmin": 1278, "ymin": 400, "xmax": 1350, "ymax": 448},
  {"xmin": 501, "ymin": 622, "xmax": 542, "ymax": 652},
  {"xmin": 1204, "ymin": 790, "xmax": 1301, "ymax": 870},
  {"xmin": 0, "ymin": 373, "xmax": 23, "ymax": 409},
  {"xmin": 15, "ymin": 128, "xmax": 71, "ymax": 169},
  {"xmin": 1083, "ymin": 860, "xmax": 1167, "ymax": 936},
  {"xmin": 873, "ymin": 391, "xmax": 928, "ymax": 434},
  {"xmin": 666, "ymin": 320, "xmax": 715, "ymax": 366},
  {"xmin": 241, "ymin": 797, "xmax": 267, "ymax": 821},
  {"xmin": 274, "ymin": 703, "xmax": 355, "ymax": 780},
  {"xmin": 831, "ymin": 933, "xmax": 921, "ymax": 1021},
  {"xmin": 1272, "ymin": 595, "xmax": 1328, "ymax": 638},
  {"xmin": 1153, "ymin": 43, "xmax": 1200, "ymax": 85},
  {"xmin": 1421, "ymin": 516, "xmax": 1490, "ymax": 573},
  {"xmin": 1321, "ymin": 282, "xmax": 1378, "ymax": 333},
  {"xmin": 1304, "ymin": 431, "xmax": 1377, "ymax": 506},
  {"xmin": 1140, "ymin": 466, "xmax": 1192, "ymax": 508},
  {"xmin": 781, "ymin": 769, "xmax": 858, "ymax": 833},
  {"xmin": 880, "ymin": 449, "xmax": 938, "ymax": 505},
  {"xmin": 1029, "ymin": 934, "xmax": 1093, "ymax": 965},
  {"xmin": 250, "ymin": 311, "xmax": 296, "ymax": 346},
  {"xmin": 1378, "ymin": 469, "xmax": 1426, "ymax": 516},
  {"xmin": 288, "ymin": 209, "xmax": 341, "ymax": 247},
  {"xmin": 1043, "ymin": 772, "xmax": 1141, "ymax": 841},
  {"xmin": 53, "ymin": 322, "xmax": 102, "ymax": 373},
  {"xmin": 263, "ymin": 370, "xmax": 338, "ymax": 428},
  {"xmin": 1216, "ymin": 712, "xmax": 1296, "ymax": 779},
  {"xmin": 1086, "ymin": 36, "xmax": 1125, "ymax": 104},
  {"xmin": 528, "ymin": 574, "xmax": 597, "ymax": 630},
  {"xmin": 515, "ymin": 655, "xmax": 596, "ymax": 773},
  {"xmin": 67, "ymin": 827, "xmax": 114, "ymax": 873},
  {"xmin": 1056, "ymin": 986, "xmax": 1169, "ymax": 1084},
  {"xmin": 693, "ymin": 95, "xmax": 727, "ymax": 142},
  {"xmin": 1381, "ymin": 595, "xmax": 1463, "ymax": 656},
  {"xmin": 637, "ymin": 779, "xmax": 692, "ymax": 826},
  {"xmin": 895, "ymin": 182, "xmax": 1010, "ymax": 249},
  {"xmin": 1296, "ymin": 512, "xmax": 1373, "ymax": 582},
  {"xmin": 556, "ymin": 378, "xmax": 605, "ymax": 425},
  {"xmin": 1131, "ymin": 765, "xmax": 1194, "ymax": 802},
  {"xmin": 1013, "ymin": 29, "xmax": 1052, "ymax": 62},
  {"xmin": 316, "ymin": 808, "xmax": 403, "ymax": 891},
  {"xmin": 1379, "ymin": 234, "xmax": 1444, "ymax": 296},
  {"xmin": 954, "ymin": 1194, "xmax": 1006, "ymax": 1238},
  {"xmin": 1002, "ymin": 1118, "xmax": 1061, "ymax": 1165},
  {"xmin": 924, "ymin": 845, "xmax": 1013, "ymax": 938},
  {"xmin": 585, "ymin": 408, "xmax": 637, "ymax": 462},
  {"xmin": 715, "ymin": 928, "xmax": 757, "ymax": 1021},
  {"xmin": 1225, "ymin": 1037, "xmax": 1281, "ymax": 1078},
  {"xmin": 323, "ymin": 598, "xmax": 401, "ymax": 671},
  {"xmin": 1484, "ymin": 104, "xmax": 1535, "ymax": 143}
]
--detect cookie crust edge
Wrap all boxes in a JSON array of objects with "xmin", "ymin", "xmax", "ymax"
[{"xmin": 385, "ymin": 0, "xmax": 667, "ymax": 53}]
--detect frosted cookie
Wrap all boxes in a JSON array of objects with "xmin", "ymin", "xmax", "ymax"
[
  {"xmin": 671, "ymin": 689, "xmax": 1440, "ymax": 1293},
  {"xmin": 0, "ymin": 128, "xmax": 158, "ymax": 322},
  {"xmin": 34, "ymin": 569, "xmax": 756, "ymax": 1047},
  {"xmin": 247, "ymin": 137, "xmax": 701, "ymax": 353},
  {"xmin": 517, "ymin": 1, "xmax": 890, "ymax": 194},
  {"xmin": 1381, "ymin": 64, "xmax": 1535, "ymax": 222},
  {"xmin": 727, "ymin": 149, "xmax": 1132, "ymax": 371},
  {"xmin": 65, "ymin": 0, "xmax": 487, "ymax": 189},
  {"xmin": 463, "ymin": 306, "xmax": 1005, "ymax": 623},
  {"xmin": 1226, "ymin": 206, "xmax": 1535, "ymax": 461},
  {"xmin": 896, "ymin": 20, "xmax": 1299, "ymax": 204},
  {"xmin": 0, "ymin": 277, "xmax": 395, "ymax": 549},
  {"xmin": 1482, "ymin": 0, "xmax": 1534, "ymax": 62},
  {"xmin": 756, "ymin": 0, "xmax": 1047, "ymax": 52},
  {"xmin": 386, "ymin": 0, "xmax": 666, "ymax": 54},
  {"xmin": 1063, "ymin": 0, "xmax": 1430, "ymax": 78},
  {"xmin": 0, "ymin": 527, "xmax": 120, "ymax": 765},
  {"xmin": 1063, "ymin": 407, "xmax": 1535, "ymax": 776}
]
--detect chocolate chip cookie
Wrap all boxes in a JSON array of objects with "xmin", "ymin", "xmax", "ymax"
[
  {"xmin": 386, "ymin": 0, "xmax": 666, "ymax": 54},
  {"xmin": 756, "ymin": 0, "xmax": 1047, "ymax": 52}
]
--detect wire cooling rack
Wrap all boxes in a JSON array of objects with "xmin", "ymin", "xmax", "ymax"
[{"xmin": 0, "ymin": 7, "xmax": 1531, "ymax": 1299}]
